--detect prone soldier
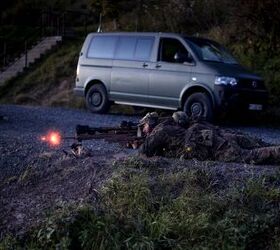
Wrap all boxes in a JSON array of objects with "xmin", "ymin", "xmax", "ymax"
[{"xmin": 139, "ymin": 111, "xmax": 280, "ymax": 165}]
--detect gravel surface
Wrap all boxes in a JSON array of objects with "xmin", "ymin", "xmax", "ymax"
[
  {"xmin": 1, "ymin": 104, "xmax": 280, "ymax": 182},
  {"xmin": 233, "ymin": 126, "xmax": 280, "ymax": 145},
  {"xmin": 0, "ymin": 104, "xmax": 140, "ymax": 182}
]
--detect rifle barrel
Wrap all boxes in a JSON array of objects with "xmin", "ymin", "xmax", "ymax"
[{"xmin": 76, "ymin": 133, "xmax": 142, "ymax": 141}]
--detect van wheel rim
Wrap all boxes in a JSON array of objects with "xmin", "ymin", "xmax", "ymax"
[
  {"xmin": 91, "ymin": 92, "xmax": 102, "ymax": 106},
  {"xmin": 191, "ymin": 102, "xmax": 203, "ymax": 116}
]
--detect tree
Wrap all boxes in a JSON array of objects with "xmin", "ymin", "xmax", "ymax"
[{"xmin": 230, "ymin": 0, "xmax": 280, "ymax": 52}]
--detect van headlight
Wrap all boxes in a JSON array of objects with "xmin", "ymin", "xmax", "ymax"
[
  {"xmin": 215, "ymin": 76, "xmax": 237, "ymax": 86},
  {"xmin": 76, "ymin": 66, "xmax": 80, "ymax": 76}
]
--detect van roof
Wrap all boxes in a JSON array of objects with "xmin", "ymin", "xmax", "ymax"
[
  {"xmin": 89, "ymin": 32, "xmax": 176, "ymax": 35},
  {"xmin": 88, "ymin": 32, "xmax": 212, "ymax": 42},
  {"xmin": 89, "ymin": 32, "xmax": 185, "ymax": 37}
]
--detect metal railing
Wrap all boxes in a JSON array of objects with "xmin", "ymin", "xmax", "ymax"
[
  {"xmin": 0, "ymin": 9, "xmax": 92, "ymax": 71},
  {"xmin": 0, "ymin": 27, "xmax": 41, "ymax": 71}
]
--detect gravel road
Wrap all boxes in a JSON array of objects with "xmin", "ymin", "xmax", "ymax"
[{"xmin": 1, "ymin": 104, "xmax": 280, "ymax": 182}]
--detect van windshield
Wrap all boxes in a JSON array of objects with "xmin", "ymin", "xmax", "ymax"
[{"xmin": 185, "ymin": 37, "xmax": 238, "ymax": 64}]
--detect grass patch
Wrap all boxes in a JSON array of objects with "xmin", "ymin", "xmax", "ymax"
[{"xmin": 2, "ymin": 158, "xmax": 280, "ymax": 249}]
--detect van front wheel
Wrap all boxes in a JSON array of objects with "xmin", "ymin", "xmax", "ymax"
[
  {"xmin": 86, "ymin": 84, "xmax": 110, "ymax": 113},
  {"xmin": 183, "ymin": 92, "xmax": 213, "ymax": 121}
]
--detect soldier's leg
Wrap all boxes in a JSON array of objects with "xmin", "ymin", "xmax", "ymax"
[
  {"xmin": 221, "ymin": 132, "xmax": 268, "ymax": 149},
  {"xmin": 214, "ymin": 144, "xmax": 244, "ymax": 163},
  {"xmin": 244, "ymin": 146, "xmax": 280, "ymax": 165}
]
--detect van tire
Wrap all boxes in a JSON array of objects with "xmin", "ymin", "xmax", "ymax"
[
  {"xmin": 183, "ymin": 92, "xmax": 213, "ymax": 121},
  {"xmin": 86, "ymin": 84, "xmax": 110, "ymax": 113}
]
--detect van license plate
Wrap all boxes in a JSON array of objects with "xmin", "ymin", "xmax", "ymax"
[{"xmin": 249, "ymin": 104, "xmax": 263, "ymax": 110}]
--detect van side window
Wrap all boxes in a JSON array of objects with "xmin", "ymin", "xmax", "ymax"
[
  {"xmin": 115, "ymin": 37, "xmax": 137, "ymax": 60},
  {"xmin": 115, "ymin": 36, "xmax": 154, "ymax": 60},
  {"xmin": 135, "ymin": 38, "xmax": 154, "ymax": 60},
  {"xmin": 87, "ymin": 36, "xmax": 118, "ymax": 59},
  {"xmin": 159, "ymin": 38, "xmax": 190, "ymax": 63}
]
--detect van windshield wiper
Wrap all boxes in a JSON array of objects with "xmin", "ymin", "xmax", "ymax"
[{"xmin": 203, "ymin": 59, "xmax": 238, "ymax": 64}]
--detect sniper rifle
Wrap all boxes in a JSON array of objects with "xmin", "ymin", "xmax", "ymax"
[{"xmin": 73, "ymin": 121, "xmax": 144, "ymax": 148}]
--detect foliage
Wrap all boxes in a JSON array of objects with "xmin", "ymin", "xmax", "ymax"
[{"xmin": 2, "ymin": 158, "xmax": 280, "ymax": 249}]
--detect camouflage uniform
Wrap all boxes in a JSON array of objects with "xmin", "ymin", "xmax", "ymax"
[{"xmin": 140, "ymin": 120, "xmax": 280, "ymax": 165}]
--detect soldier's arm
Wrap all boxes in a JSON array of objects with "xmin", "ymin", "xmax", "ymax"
[{"xmin": 139, "ymin": 128, "xmax": 169, "ymax": 157}]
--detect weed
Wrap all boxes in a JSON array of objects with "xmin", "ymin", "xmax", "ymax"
[{"xmin": 18, "ymin": 164, "xmax": 35, "ymax": 184}]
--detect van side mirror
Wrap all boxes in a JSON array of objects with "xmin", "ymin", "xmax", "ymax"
[{"xmin": 174, "ymin": 52, "xmax": 193, "ymax": 64}]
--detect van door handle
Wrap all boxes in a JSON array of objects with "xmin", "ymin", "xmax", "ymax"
[
  {"xmin": 142, "ymin": 63, "xmax": 149, "ymax": 68},
  {"xmin": 155, "ymin": 64, "xmax": 161, "ymax": 68}
]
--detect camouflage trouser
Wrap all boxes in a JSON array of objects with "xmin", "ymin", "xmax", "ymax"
[
  {"xmin": 206, "ymin": 140, "xmax": 280, "ymax": 165},
  {"xmin": 243, "ymin": 146, "xmax": 280, "ymax": 165}
]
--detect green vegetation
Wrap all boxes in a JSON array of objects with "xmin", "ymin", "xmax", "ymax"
[{"xmin": 2, "ymin": 158, "xmax": 280, "ymax": 249}]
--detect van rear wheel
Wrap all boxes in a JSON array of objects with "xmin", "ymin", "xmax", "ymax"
[
  {"xmin": 183, "ymin": 92, "xmax": 213, "ymax": 121},
  {"xmin": 86, "ymin": 84, "xmax": 110, "ymax": 113}
]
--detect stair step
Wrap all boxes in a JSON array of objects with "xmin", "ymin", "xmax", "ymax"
[{"xmin": 0, "ymin": 36, "xmax": 62, "ymax": 84}]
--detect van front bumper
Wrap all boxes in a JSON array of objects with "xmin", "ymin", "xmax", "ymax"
[
  {"xmin": 214, "ymin": 85, "xmax": 269, "ymax": 112},
  {"xmin": 73, "ymin": 87, "xmax": 84, "ymax": 96}
]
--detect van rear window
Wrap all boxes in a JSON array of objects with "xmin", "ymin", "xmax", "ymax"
[
  {"xmin": 87, "ymin": 36, "xmax": 118, "ymax": 59},
  {"xmin": 87, "ymin": 35, "xmax": 154, "ymax": 60}
]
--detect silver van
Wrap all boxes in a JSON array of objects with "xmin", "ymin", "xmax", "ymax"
[{"xmin": 74, "ymin": 32, "xmax": 268, "ymax": 120}]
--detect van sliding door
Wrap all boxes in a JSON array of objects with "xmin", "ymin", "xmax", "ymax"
[{"xmin": 111, "ymin": 36, "xmax": 155, "ymax": 105}]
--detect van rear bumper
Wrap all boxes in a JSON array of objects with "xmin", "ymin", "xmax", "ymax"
[
  {"xmin": 73, "ymin": 87, "xmax": 84, "ymax": 96},
  {"xmin": 214, "ymin": 85, "xmax": 269, "ymax": 111}
]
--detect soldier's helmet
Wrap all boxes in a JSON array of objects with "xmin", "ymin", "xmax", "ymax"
[
  {"xmin": 172, "ymin": 111, "xmax": 189, "ymax": 127},
  {"xmin": 139, "ymin": 112, "xmax": 159, "ymax": 127}
]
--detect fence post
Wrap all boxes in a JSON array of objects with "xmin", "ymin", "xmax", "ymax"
[
  {"xmin": 84, "ymin": 14, "xmax": 88, "ymax": 35},
  {"xmin": 62, "ymin": 12, "xmax": 65, "ymax": 37},
  {"xmin": 57, "ymin": 15, "xmax": 60, "ymax": 36},
  {"xmin": 3, "ymin": 42, "xmax": 6, "ymax": 67},
  {"xmin": 25, "ymin": 40, "xmax": 28, "ymax": 68},
  {"xmin": 41, "ymin": 10, "xmax": 44, "ymax": 38}
]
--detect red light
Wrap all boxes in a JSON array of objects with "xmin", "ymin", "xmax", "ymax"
[{"xmin": 41, "ymin": 131, "xmax": 62, "ymax": 147}]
